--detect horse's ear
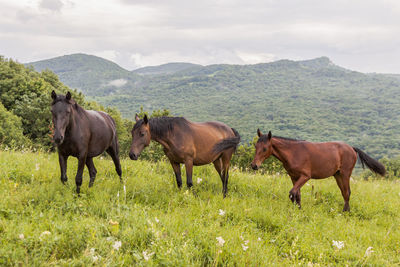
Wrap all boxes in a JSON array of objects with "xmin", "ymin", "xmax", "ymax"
[
  {"xmin": 257, "ymin": 128, "xmax": 262, "ymax": 137},
  {"xmin": 51, "ymin": 90, "xmax": 57, "ymax": 100},
  {"xmin": 135, "ymin": 114, "xmax": 140, "ymax": 122},
  {"xmin": 66, "ymin": 92, "xmax": 71, "ymax": 101},
  {"xmin": 143, "ymin": 114, "xmax": 148, "ymax": 124},
  {"xmin": 268, "ymin": 131, "xmax": 272, "ymax": 140}
]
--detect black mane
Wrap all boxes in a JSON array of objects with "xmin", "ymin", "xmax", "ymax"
[
  {"xmin": 258, "ymin": 135, "xmax": 304, "ymax": 143},
  {"xmin": 134, "ymin": 116, "xmax": 190, "ymax": 139}
]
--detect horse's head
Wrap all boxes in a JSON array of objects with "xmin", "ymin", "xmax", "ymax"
[
  {"xmin": 51, "ymin": 90, "xmax": 74, "ymax": 145},
  {"xmin": 251, "ymin": 129, "xmax": 273, "ymax": 170},
  {"xmin": 129, "ymin": 114, "xmax": 151, "ymax": 160}
]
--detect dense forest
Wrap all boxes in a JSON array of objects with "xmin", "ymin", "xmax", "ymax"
[{"xmin": 28, "ymin": 54, "xmax": 400, "ymax": 159}]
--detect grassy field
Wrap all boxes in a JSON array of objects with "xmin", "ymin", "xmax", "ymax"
[{"xmin": 0, "ymin": 150, "xmax": 399, "ymax": 266}]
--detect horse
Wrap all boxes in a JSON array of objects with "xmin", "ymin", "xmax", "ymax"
[
  {"xmin": 50, "ymin": 90, "xmax": 122, "ymax": 194},
  {"xmin": 129, "ymin": 114, "xmax": 240, "ymax": 197},
  {"xmin": 251, "ymin": 129, "xmax": 386, "ymax": 211}
]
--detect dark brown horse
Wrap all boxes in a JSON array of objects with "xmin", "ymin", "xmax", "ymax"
[
  {"xmin": 51, "ymin": 91, "xmax": 122, "ymax": 194},
  {"xmin": 129, "ymin": 115, "xmax": 240, "ymax": 197},
  {"xmin": 251, "ymin": 130, "xmax": 386, "ymax": 211}
]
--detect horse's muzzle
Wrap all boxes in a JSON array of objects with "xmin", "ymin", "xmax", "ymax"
[
  {"xmin": 129, "ymin": 152, "xmax": 138, "ymax": 160},
  {"xmin": 251, "ymin": 163, "xmax": 259, "ymax": 170},
  {"xmin": 54, "ymin": 136, "xmax": 64, "ymax": 145}
]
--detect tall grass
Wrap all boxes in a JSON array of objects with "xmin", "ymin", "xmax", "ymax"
[{"xmin": 0, "ymin": 150, "xmax": 399, "ymax": 266}]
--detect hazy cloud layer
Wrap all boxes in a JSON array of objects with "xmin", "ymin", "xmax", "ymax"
[{"xmin": 0, "ymin": 0, "xmax": 399, "ymax": 72}]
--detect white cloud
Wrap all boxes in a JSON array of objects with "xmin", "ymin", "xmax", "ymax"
[
  {"xmin": 39, "ymin": 0, "xmax": 64, "ymax": 12},
  {"xmin": 107, "ymin": 79, "xmax": 127, "ymax": 87},
  {"xmin": 0, "ymin": 0, "xmax": 400, "ymax": 72}
]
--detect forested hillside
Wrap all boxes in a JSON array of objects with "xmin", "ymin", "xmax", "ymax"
[
  {"xmin": 0, "ymin": 56, "xmax": 130, "ymax": 153},
  {"xmin": 27, "ymin": 54, "xmax": 400, "ymax": 159}
]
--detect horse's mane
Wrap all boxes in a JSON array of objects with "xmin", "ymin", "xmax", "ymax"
[
  {"xmin": 134, "ymin": 116, "xmax": 190, "ymax": 139},
  {"xmin": 258, "ymin": 135, "xmax": 304, "ymax": 143}
]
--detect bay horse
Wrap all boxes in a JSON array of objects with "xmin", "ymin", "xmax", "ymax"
[
  {"xmin": 51, "ymin": 91, "xmax": 122, "ymax": 194},
  {"xmin": 251, "ymin": 130, "xmax": 386, "ymax": 211},
  {"xmin": 129, "ymin": 115, "xmax": 240, "ymax": 197}
]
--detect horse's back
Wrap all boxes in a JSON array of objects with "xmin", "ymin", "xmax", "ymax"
[
  {"xmin": 299, "ymin": 141, "xmax": 356, "ymax": 178},
  {"xmin": 85, "ymin": 110, "xmax": 117, "ymax": 156},
  {"xmin": 187, "ymin": 121, "xmax": 235, "ymax": 164}
]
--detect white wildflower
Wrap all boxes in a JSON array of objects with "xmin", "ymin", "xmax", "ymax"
[
  {"xmin": 364, "ymin": 246, "xmax": 374, "ymax": 257},
  {"xmin": 216, "ymin": 236, "xmax": 225, "ymax": 247},
  {"xmin": 35, "ymin": 163, "xmax": 40, "ymax": 171},
  {"xmin": 257, "ymin": 237, "xmax": 262, "ymax": 241},
  {"xmin": 155, "ymin": 217, "xmax": 159, "ymax": 223},
  {"xmin": 143, "ymin": 250, "xmax": 155, "ymax": 261},
  {"xmin": 197, "ymin": 177, "xmax": 203, "ymax": 184},
  {"xmin": 218, "ymin": 209, "xmax": 225, "ymax": 216},
  {"xmin": 18, "ymin": 234, "xmax": 25, "ymax": 240},
  {"xmin": 242, "ymin": 244, "xmax": 249, "ymax": 251},
  {"xmin": 106, "ymin": 236, "xmax": 113, "ymax": 241},
  {"xmin": 40, "ymin": 231, "xmax": 51, "ymax": 238},
  {"xmin": 123, "ymin": 185, "xmax": 126, "ymax": 194},
  {"xmin": 113, "ymin": 240, "xmax": 122, "ymax": 250},
  {"xmin": 92, "ymin": 255, "xmax": 99, "ymax": 262},
  {"xmin": 90, "ymin": 248, "xmax": 96, "ymax": 254},
  {"xmin": 332, "ymin": 240, "xmax": 344, "ymax": 250},
  {"xmin": 244, "ymin": 240, "xmax": 249, "ymax": 245}
]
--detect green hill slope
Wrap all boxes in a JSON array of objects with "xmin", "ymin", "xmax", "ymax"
[
  {"xmin": 26, "ymin": 54, "xmax": 400, "ymax": 158},
  {"xmin": 133, "ymin": 62, "xmax": 202, "ymax": 75},
  {"xmin": 26, "ymin": 53, "xmax": 138, "ymax": 95}
]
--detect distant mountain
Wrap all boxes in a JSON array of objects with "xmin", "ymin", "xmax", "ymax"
[
  {"xmin": 25, "ymin": 54, "xmax": 400, "ymax": 158},
  {"xmin": 26, "ymin": 53, "xmax": 137, "ymax": 95},
  {"xmin": 133, "ymin": 62, "xmax": 202, "ymax": 75}
]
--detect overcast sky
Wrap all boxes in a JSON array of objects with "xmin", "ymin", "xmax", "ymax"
[{"xmin": 1, "ymin": 0, "xmax": 399, "ymax": 73}]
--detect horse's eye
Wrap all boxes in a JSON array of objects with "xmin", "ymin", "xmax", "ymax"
[
  {"xmin": 140, "ymin": 132, "xmax": 145, "ymax": 137},
  {"xmin": 263, "ymin": 148, "xmax": 267, "ymax": 152}
]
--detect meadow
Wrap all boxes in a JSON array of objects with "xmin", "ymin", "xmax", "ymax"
[{"xmin": 0, "ymin": 150, "xmax": 399, "ymax": 266}]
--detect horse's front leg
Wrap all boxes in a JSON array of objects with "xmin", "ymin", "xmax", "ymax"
[
  {"xmin": 75, "ymin": 154, "xmax": 87, "ymax": 194},
  {"xmin": 58, "ymin": 153, "xmax": 68, "ymax": 184},
  {"xmin": 170, "ymin": 160, "xmax": 182, "ymax": 188},
  {"xmin": 184, "ymin": 159, "xmax": 193, "ymax": 188},
  {"xmin": 289, "ymin": 175, "xmax": 309, "ymax": 208}
]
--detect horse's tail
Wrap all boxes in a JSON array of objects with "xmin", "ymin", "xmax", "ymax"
[
  {"xmin": 213, "ymin": 128, "xmax": 241, "ymax": 154},
  {"xmin": 353, "ymin": 147, "xmax": 386, "ymax": 176}
]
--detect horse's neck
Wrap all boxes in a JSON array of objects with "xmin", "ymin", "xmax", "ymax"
[
  {"xmin": 271, "ymin": 138, "xmax": 293, "ymax": 165},
  {"xmin": 65, "ymin": 107, "xmax": 86, "ymax": 136},
  {"xmin": 149, "ymin": 123, "xmax": 170, "ymax": 149}
]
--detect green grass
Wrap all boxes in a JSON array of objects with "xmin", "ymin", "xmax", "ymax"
[{"xmin": 1, "ymin": 150, "xmax": 400, "ymax": 266}]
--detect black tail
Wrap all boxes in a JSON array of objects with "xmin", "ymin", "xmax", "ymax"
[
  {"xmin": 213, "ymin": 128, "xmax": 241, "ymax": 154},
  {"xmin": 353, "ymin": 147, "xmax": 386, "ymax": 176}
]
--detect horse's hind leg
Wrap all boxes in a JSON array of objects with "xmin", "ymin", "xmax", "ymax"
[
  {"xmin": 106, "ymin": 145, "xmax": 122, "ymax": 181},
  {"xmin": 75, "ymin": 154, "xmax": 87, "ymax": 195},
  {"xmin": 334, "ymin": 172, "xmax": 351, "ymax": 212},
  {"xmin": 86, "ymin": 157, "xmax": 97, "ymax": 187},
  {"xmin": 213, "ymin": 157, "xmax": 225, "ymax": 197}
]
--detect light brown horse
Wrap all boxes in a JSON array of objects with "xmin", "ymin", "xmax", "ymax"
[
  {"xmin": 129, "ymin": 115, "xmax": 240, "ymax": 197},
  {"xmin": 251, "ymin": 130, "xmax": 386, "ymax": 211}
]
